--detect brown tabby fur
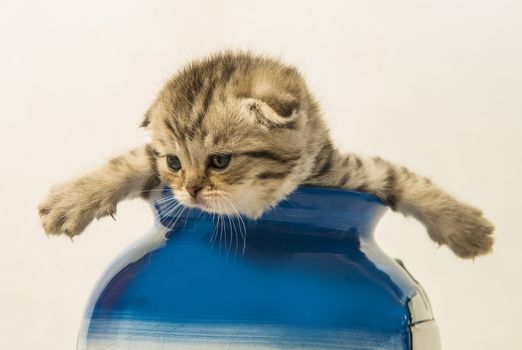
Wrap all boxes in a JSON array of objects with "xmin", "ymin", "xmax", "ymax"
[{"xmin": 39, "ymin": 51, "xmax": 494, "ymax": 259}]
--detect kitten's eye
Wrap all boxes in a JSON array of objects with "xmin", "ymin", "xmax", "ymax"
[
  {"xmin": 166, "ymin": 155, "xmax": 181, "ymax": 172},
  {"xmin": 210, "ymin": 154, "xmax": 231, "ymax": 170}
]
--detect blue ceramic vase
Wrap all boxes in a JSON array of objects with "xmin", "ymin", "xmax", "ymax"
[{"xmin": 78, "ymin": 186, "xmax": 440, "ymax": 349}]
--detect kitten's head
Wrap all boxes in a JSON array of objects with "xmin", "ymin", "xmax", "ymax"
[{"xmin": 144, "ymin": 52, "xmax": 326, "ymax": 218}]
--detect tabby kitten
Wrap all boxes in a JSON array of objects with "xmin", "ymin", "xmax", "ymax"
[{"xmin": 39, "ymin": 51, "xmax": 494, "ymax": 259}]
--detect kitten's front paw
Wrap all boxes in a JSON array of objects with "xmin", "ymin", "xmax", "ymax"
[
  {"xmin": 38, "ymin": 182, "xmax": 116, "ymax": 238},
  {"xmin": 428, "ymin": 207, "xmax": 494, "ymax": 259}
]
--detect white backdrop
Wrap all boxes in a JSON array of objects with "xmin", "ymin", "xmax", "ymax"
[{"xmin": 1, "ymin": 1, "xmax": 521, "ymax": 349}]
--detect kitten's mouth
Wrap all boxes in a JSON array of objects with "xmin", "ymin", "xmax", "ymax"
[
  {"xmin": 185, "ymin": 197, "xmax": 219, "ymax": 214},
  {"xmin": 188, "ymin": 197, "xmax": 206, "ymax": 207},
  {"xmin": 175, "ymin": 192, "xmax": 242, "ymax": 216},
  {"xmin": 186, "ymin": 197, "xmax": 231, "ymax": 216},
  {"xmin": 174, "ymin": 191, "xmax": 216, "ymax": 213}
]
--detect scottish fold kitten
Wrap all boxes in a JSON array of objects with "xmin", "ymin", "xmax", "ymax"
[{"xmin": 39, "ymin": 51, "xmax": 493, "ymax": 259}]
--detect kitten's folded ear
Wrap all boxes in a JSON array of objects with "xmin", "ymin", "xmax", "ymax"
[
  {"xmin": 241, "ymin": 94, "xmax": 301, "ymax": 128},
  {"xmin": 260, "ymin": 95, "xmax": 300, "ymax": 118},
  {"xmin": 239, "ymin": 65, "xmax": 308, "ymax": 128}
]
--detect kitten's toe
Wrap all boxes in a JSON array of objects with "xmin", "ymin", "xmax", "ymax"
[
  {"xmin": 40, "ymin": 207, "xmax": 80, "ymax": 237},
  {"xmin": 40, "ymin": 210, "xmax": 65, "ymax": 235}
]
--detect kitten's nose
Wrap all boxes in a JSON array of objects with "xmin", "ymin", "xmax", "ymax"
[{"xmin": 186, "ymin": 185, "xmax": 202, "ymax": 199}]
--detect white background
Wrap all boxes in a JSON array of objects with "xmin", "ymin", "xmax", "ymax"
[{"xmin": 1, "ymin": 1, "xmax": 521, "ymax": 349}]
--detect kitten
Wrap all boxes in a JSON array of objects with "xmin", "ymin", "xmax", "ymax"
[{"xmin": 38, "ymin": 51, "xmax": 494, "ymax": 259}]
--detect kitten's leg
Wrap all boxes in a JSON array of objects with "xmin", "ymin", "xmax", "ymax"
[
  {"xmin": 306, "ymin": 150, "xmax": 494, "ymax": 258},
  {"xmin": 38, "ymin": 145, "xmax": 161, "ymax": 238}
]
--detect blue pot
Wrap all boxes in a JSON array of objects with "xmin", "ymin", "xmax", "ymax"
[{"xmin": 78, "ymin": 186, "xmax": 439, "ymax": 349}]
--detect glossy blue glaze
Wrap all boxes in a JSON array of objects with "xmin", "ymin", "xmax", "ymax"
[{"xmin": 79, "ymin": 186, "xmax": 419, "ymax": 349}]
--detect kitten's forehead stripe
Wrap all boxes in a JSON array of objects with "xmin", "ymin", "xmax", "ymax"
[
  {"xmin": 188, "ymin": 79, "xmax": 216, "ymax": 139},
  {"xmin": 182, "ymin": 68, "xmax": 204, "ymax": 106},
  {"xmin": 201, "ymin": 80, "xmax": 216, "ymax": 113},
  {"xmin": 220, "ymin": 59, "xmax": 237, "ymax": 86},
  {"xmin": 163, "ymin": 119, "xmax": 181, "ymax": 141}
]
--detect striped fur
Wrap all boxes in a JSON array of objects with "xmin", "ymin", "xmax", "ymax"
[{"xmin": 39, "ymin": 51, "xmax": 493, "ymax": 259}]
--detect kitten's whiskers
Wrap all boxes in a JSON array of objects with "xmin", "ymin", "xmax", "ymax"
[{"xmin": 222, "ymin": 196, "xmax": 247, "ymax": 254}]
